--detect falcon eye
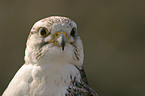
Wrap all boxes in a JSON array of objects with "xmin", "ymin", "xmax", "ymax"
[
  {"xmin": 39, "ymin": 27, "xmax": 50, "ymax": 37},
  {"xmin": 70, "ymin": 27, "xmax": 76, "ymax": 37}
]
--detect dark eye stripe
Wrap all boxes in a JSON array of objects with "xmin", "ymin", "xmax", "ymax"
[{"xmin": 74, "ymin": 51, "xmax": 79, "ymax": 60}]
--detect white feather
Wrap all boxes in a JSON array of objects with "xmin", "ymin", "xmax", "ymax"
[{"xmin": 3, "ymin": 16, "xmax": 83, "ymax": 96}]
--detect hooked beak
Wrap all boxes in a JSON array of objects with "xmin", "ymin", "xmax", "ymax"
[{"xmin": 52, "ymin": 32, "xmax": 68, "ymax": 51}]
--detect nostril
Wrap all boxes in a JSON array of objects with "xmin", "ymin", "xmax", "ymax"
[{"xmin": 56, "ymin": 33, "xmax": 58, "ymax": 36}]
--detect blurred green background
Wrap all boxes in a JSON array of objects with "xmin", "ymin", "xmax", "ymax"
[{"xmin": 0, "ymin": 0, "xmax": 145, "ymax": 96}]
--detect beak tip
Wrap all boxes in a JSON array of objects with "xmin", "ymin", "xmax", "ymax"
[
  {"xmin": 61, "ymin": 43, "xmax": 65, "ymax": 51},
  {"xmin": 62, "ymin": 47, "xmax": 64, "ymax": 51}
]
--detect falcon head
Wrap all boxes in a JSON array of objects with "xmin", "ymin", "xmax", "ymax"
[{"xmin": 25, "ymin": 16, "xmax": 84, "ymax": 67}]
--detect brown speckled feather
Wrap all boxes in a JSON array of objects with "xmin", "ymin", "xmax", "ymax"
[{"xmin": 65, "ymin": 66, "xmax": 98, "ymax": 96}]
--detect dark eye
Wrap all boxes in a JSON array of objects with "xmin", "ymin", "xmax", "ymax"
[
  {"xmin": 70, "ymin": 27, "xmax": 76, "ymax": 36},
  {"xmin": 39, "ymin": 27, "xmax": 50, "ymax": 37}
]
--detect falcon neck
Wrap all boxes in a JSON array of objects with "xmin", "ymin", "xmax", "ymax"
[{"xmin": 31, "ymin": 63, "xmax": 81, "ymax": 95}]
